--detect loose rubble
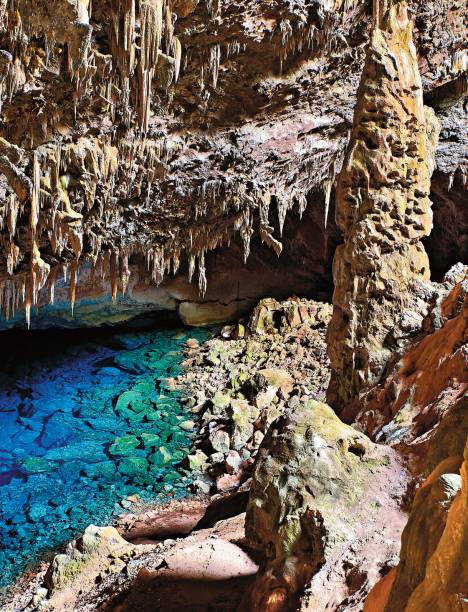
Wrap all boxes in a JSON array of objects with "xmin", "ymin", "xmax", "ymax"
[{"xmin": 178, "ymin": 297, "xmax": 332, "ymax": 493}]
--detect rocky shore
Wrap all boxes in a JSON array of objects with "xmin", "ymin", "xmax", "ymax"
[{"xmin": 179, "ymin": 297, "xmax": 332, "ymax": 494}]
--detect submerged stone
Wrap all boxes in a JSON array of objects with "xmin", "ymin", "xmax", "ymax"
[
  {"xmin": 108, "ymin": 435, "xmax": 141, "ymax": 456},
  {"xmin": 118, "ymin": 457, "xmax": 149, "ymax": 476},
  {"xmin": 0, "ymin": 325, "xmax": 210, "ymax": 588},
  {"xmin": 141, "ymin": 432, "xmax": 162, "ymax": 449},
  {"xmin": 20, "ymin": 457, "xmax": 58, "ymax": 474}
]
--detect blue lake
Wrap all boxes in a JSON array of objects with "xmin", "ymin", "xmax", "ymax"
[{"xmin": 0, "ymin": 323, "xmax": 210, "ymax": 588}]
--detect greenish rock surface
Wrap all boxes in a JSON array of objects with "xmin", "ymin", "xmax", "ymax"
[
  {"xmin": 108, "ymin": 435, "xmax": 141, "ymax": 456},
  {"xmin": 20, "ymin": 457, "xmax": 58, "ymax": 474},
  {"xmin": 246, "ymin": 399, "xmax": 388, "ymax": 610},
  {"xmin": 118, "ymin": 457, "xmax": 149, "ymax": 476}
]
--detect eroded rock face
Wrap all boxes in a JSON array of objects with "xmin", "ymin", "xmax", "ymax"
[
  {"xmin": 381, "ymin": 439, "xmax": 468, "ymax": 612},
  {"xmin": 0, "ymin": 0, "xmax": 465, "ymax": 327},
  {"xmin": 343, "ymin": 266, "xmax": 468, "ymax": 475},
  {"xmin": 245, "ymin": 399, "xmax": 406, "ymax": 611},
  {"xmin": 384, "ymin": 467, "xmax": 462, "ymax": 612},
  {"xmin": 327, "ymin": 1, "xmax": 441, "ymax": 407}
]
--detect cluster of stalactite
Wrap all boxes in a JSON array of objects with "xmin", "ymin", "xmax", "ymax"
[
  {"xmin": 0, "ymin": 1, "xmax": 182, "ymax": 127},
  {"xmin": 108, "ymin": 0, "xmax": 183, "ymax": 130},
  {"xmin": 0, "ymin": 0, "xmax": 359, "ymax": 325},
  {"xmin": 0, "ymin": 130, "xmax": 345, "ymax": 324}
]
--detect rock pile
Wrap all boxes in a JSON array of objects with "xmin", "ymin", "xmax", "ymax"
[{"xmin": 178, "ymin": 297, "xmax": 332, "ymax": 493}]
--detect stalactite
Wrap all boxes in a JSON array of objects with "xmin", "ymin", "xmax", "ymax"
[
  {"xmin": 226, "ymin": 40, "xmax": 246, "ymax": 58},
  {"xmin": 30, "ymin": 152, "xmax": 40, "ymax": 239},
  {"xmin": 276, "ymin": 197, "xmax": 288, "ymax": 235},
  {"xmin": 120, "ymin": 253, "xmax": 131, "ymax": 295},
  {"xmin": 373, "ymin": 0, "xmax": 389, "ymax": 28},
  {"xmin": 165, "ymin": 2, "xmax": 174, "ymax": 53},
  {"xmin": 6, "ymin": 194, "xmax": 18, "ymax": 239},
  {"xmin": 209, "ymin": 44, "xmax": 220, "ymax": 88},
  {"xmin": 69, "ymin": 258, "xmax": 78, "ymax": 314},
  {"xmin": 48, "ymin": 265, "xmax": 58, "ymax": 305},
  {"xmin": 198, "ymin": 251, "xmax": 206, "ymax": 295},
  {"xmin": 110, "ymin": 250, "xmax": 119, "ymax": 301},
  {"xmin": 110, "ymin": 0, "xmax": 136, "ymax": 76},
  {"xmin": 206, "ymin": 0, "xmax": 220, "ymax": 18},
  {"xmin": 6, "ymin": 241, "xmax": 19, "ymax": 276},
  {"xmin": 172, "ymin": 36, "xmax": 182, "ymax": 82},
  {"xmin": 138, "ymin": 0, "xmax": 163, "ymax": 131},
  {"xmin": 188, "ymin": 253, "xmax": 196, "ymax": 283}
]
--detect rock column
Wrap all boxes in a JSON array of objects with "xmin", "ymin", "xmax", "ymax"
[{"xmin": 327, "ymin": 1, "xmax": 440, "ymax": 407}]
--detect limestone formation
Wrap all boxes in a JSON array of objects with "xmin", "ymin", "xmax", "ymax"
[
  {"xmin": 327, "ymin": 1, "xmax": 441, "ymax": 407},
  {"xmin": 384, "ymin": 467, "xmax": 462, "ymax": 611},
  {"xmin": 382, "ymin": 438, "xmax": 468, "ymax": 612},
  {"xmin": 45, "ymin": 524, "xmax": 132, "ymax": 594},
  {"xmin": 344, "ymin": 266, "xmax": 468, "ymax": 475},
  {"xmin": 245, "ymin": 399, "xmax": 403, "ymax": 611},
  {"xmin": 0, "ymin": 0, "xmax": 465, "ymax": 327}
]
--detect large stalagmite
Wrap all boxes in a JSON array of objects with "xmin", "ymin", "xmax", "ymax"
[{"xmin": 327, "ymin": 0, "xmax": 440, "ymax": 407}]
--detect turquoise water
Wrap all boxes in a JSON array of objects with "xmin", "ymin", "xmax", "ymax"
[{"xmin": 0, "ymin": 324, "xmax": 209, "ymax": 587}]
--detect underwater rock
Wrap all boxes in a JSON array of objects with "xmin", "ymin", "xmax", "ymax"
[
  {"xmin": 0, "ymin": 325, "xmax": 210, "ymax": 587},
  {"xmin": 20, "ymin": 457, "xmax": 58, "ymax": 475},
  {"xmin": 118, "ymin": 457, "xmax": 150, "ymax": 477},
  {"xmin": 108, "ymin": 435, "xmax": 141, "ymax": 457}
]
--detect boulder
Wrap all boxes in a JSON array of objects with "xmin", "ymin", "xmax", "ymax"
[
  {"xmin": 245, "ymin": 399, "xmax": 397, "ymax": 611},
  {"xmin": 255, "ymin": 368, "xmax": 294, "ymax": 398},
  {"xmin": 187, "ymin": 449, "xmax": 208, "ymax": 471},
  {"xmin": 45, "ymin": 525, "xmax": 130, "ymax": 593},
  {"xmin": 210, "ymin": 429, "xmax": 230, "ymax": 453},
  {"xmin": 108, "ymin": 435, "xmax": 140, "ymax": 456},
  {"xmin": 225, "ymin": 450, "xmax": 242, "ymax": 475},
  {"xmin": 248, "ymin": 298, "xmax": 331, "ymax": 336}
]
